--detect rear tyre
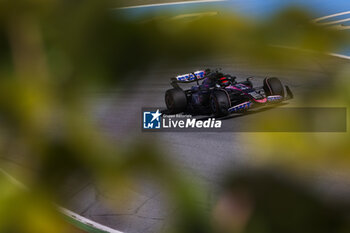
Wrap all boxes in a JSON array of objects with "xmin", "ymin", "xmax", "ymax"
[
  {"xmin": 263, "ymin": 77, "xmax": 284, "ymax": 97},
  {"xmin": 165, "ymin": 88, "xmax": 187, "ymax": 114},
  {"xmin": 210, "ymin": 91, "xmax": 230, "ymax": 117}
]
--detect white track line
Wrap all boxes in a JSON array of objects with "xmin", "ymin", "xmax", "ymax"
[
  {"xmin": 60, "ymin": 207, "xmax": 123, "ymax": 233},
  {"xmin": 313, "ymin": 11, "xmax": 350, "ymax": 22},
  {"xmin": 313, "ymin": 12, "xmax": 350, "ymax": 30},
  {"xmin": 0, "ymin": 169, "xmax": 123, "ymax": 233},
  {"xmin": 117, "ymin": 0, "xmax": 227, "ymax": 10},
  {"xmin": 318, "ymin": 17, "xmax": 350, "ymax": 26},
  {"xmin": 330, "ymin": 53, "xmax": 350, "ymax": 60}
]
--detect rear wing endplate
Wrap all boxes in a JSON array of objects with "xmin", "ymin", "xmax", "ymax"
[{"xmin": 171, "ymin": 70, "xmax": 206, "ymax": 88}]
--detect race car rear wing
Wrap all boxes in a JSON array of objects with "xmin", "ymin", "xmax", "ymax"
[{"xmin": 171, "ymin": 70, "xmax": 206, "ymax": 88}]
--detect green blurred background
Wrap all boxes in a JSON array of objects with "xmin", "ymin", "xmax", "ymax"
[{"xmin": 0, "ymin": 0, "xmax": 349, "ymax": 233}]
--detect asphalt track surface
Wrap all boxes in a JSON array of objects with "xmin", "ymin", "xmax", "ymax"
[
  {"xmin": 2, "ymin": 54, "xmax": 350, "ymax": 233},
  {"xmin": 73, "ymin": 54, "xmax": 350, "ymax": 233}
]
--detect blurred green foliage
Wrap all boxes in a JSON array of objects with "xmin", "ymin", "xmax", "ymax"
[
  {"xmin": 214, "ymin": 169, "xmax": 350, "ymax": 233},
  {"xmin": 0, "ymin": 0, "xmax": 349, "ymax": 233}
]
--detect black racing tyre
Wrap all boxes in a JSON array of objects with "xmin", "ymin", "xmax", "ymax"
[
  {"xmin": 165, "ymin": 88, "xmax": 187, "ymax": 114},
  {"xmin": 210, "ymin": 91, "xmax": 230, "ymax": 117},
  {"xmin": 263, "ymin": 77, "xmax": 285, "ymax": 97}
]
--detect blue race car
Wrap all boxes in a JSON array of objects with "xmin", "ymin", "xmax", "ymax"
[{"xmin": 165, "ymin": 69, "xmax": 293, "ymax": 117}]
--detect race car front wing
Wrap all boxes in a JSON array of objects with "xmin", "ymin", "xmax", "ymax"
[{"xmin": 228, "ymin": 85, "xmax": 293, "ymax": 113}]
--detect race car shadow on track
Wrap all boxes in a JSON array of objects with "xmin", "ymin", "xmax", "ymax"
[
  {"xmin": 161, "ymin": 109, "xmax": 210, "ymax": 116},
  {"xmin": 196, "ymin": 102, "xmax": 289, "ymax": 121}
]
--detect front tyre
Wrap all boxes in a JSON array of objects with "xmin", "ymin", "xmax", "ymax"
[
  {"xmin": 210, "ymin": 91, "xmax": 230, "ymax": 117},
  {"xmin": 263, "ymin": 77, "xmax": 284, "ymax": 97},
  {"xmin": 165, "ymin": 88, "xmax": 187, "ymax": 114}
]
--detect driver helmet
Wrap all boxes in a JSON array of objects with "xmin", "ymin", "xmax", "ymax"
[{"xmin": 219, "ymin": 76, "xmax": 231, "ymax": 87}]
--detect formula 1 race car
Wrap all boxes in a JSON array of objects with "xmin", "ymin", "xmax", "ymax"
[{"xmin": 165, "ymin": 69, "xmax": 293, "ymax": 117}]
